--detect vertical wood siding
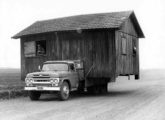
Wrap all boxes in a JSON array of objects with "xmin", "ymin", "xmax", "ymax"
[
  {"xmin": 115, "ymin": 17, "xmax": 139, "ymax": 76},
  {"xmin": 21, "ymin": 30, "xmax": 116, "ymax": 81}
]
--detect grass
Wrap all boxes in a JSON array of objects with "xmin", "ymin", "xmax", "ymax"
[
  {"xmin": 0, "ymin": 68, "xmax": 24, "ymax": 90},
  {"xmin": 0, "ymin": 68, "xmax": 27, "ymax": 99}
]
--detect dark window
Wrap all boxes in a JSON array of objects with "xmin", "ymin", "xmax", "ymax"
[
  {"xmin": 70, "ymin": 64, "xmax": 75, "ymax": 71},
  {"xmin": 36, "ymin": 40, "xmax": 46, "ymax": 55},
  {"xmin": 24, "ymin": 41, "xmax": 36, "ymax": 57},
  {"xmin": 121, "ymin": 37, "xmax": 127, "ymax": 55},
  {"xmin": 24, "ymin": 40, "xmax": 46, "ymax": 57}
]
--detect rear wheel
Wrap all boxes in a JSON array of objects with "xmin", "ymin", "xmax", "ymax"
[
  {"xmin": 87, "ymin": 86, "xmax": 100, "ymax": 94},
  {"xmin": 29, "ymin": 91, "xmax": 41, "ymax": 101},
  {"xmin": 100, "ymin": 84, "xmax": 108, "ymax": 94},
  {"xmin": 58, "ymin": 81, "xmax": 70, "ymax": 101},
  {"xmin": 77, "ymin": 81, "xmax": 85, "ymax": 93},
  {"xmin": 87, "ymin": 84, "xmax": 108, "ymax": 94}
]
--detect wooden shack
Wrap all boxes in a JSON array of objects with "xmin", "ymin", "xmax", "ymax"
[{"xmin": 12, "ymin": 11, "xmax": 144, "ymax": 86}]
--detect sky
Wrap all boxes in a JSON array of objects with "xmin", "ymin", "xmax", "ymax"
[{"xmin": 0, "ymin": 0, "xmax": 165, "ymax": 69}]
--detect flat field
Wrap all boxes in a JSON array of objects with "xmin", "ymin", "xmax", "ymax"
[{"xmin": 0, "ymin": 68, "xmax": 24, "ymax": 90}]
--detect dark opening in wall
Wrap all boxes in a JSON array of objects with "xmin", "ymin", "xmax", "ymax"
[{"xmin": 36, "ymin": 40, "xmax": 46, "ymax": 55}]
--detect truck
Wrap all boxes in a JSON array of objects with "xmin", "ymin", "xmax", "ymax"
[{"xmin": 25, "ymin": 60, "xmax": 91, "ymax": 100}]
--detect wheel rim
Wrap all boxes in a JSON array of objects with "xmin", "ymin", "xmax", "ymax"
[{"xmin": 63, "ymin": 85, "xmax": 69, "ymax": 96}]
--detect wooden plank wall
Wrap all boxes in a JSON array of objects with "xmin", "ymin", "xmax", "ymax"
[
  {"xmin": 115, "ymin": 17, "xmax": 139, "ymax": 76},
  {"xmin": 21, "ymin": 30, "xmax": 116, "ymax": 81},
  {"xmin": 58, "ymin": 30, "xmax": 115, "ymax": 79},
  {"xmin": 115, "ymin": 31, "xmax": 134, "ymax": 75},
  {"xmin": 133, "ymin": 37, "xmax": 139, "ymax": 75}
]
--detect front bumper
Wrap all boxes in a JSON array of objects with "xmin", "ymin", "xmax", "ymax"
[{"xmin": 24, "ymin": 86, "xmax": 60, "ymax": 91}]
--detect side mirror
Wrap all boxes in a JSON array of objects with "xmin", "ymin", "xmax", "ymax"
[
  {"xmin": 75, "ymin": 62, "xmax": 83, "ymax": 70},
  {"xmin": 38, "ymin": 65, "xmax": 41, "ymax": 71}
]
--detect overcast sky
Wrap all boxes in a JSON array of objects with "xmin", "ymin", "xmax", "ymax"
[{"xmin": 0, "ymin": 0, "xmax": 165, "ymax": 69}]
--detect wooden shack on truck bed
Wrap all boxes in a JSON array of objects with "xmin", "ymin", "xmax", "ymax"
[{"xmin": 12, "ymin": 11, "xmax": 144, "ymax": 87}]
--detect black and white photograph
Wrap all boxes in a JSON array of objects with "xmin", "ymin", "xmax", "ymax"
[{"xmin": 0, "ymin": 0, "xmax": 165, "ymax": 119}]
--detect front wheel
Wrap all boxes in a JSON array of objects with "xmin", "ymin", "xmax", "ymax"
[
  {"xmin": 29, "ymin": 91, "xmax": 41, "ymax": 101},
  {"xmin": 58, "ymin": 81, "xmax": 70, "ymax": 101}
]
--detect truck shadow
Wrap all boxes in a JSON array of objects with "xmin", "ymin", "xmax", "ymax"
[
  {"xmin": 39, "ymin": 90, "xmax": 137, "ymax": 101},
  {"xmin": 70, "ymin": 90, "xmax": 137, "ymax": 99},
  {"xmin": 107, "ymin": 90, "xmax": 137, "ymax": 97},
  {"xmin": 39, "ymin": 95, "xmax": 59, "ymax": 101}
]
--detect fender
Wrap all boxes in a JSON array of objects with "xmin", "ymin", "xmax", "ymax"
[{"xmin": 60, "ymin": 78, "xmax": 78, "ymax": 91}]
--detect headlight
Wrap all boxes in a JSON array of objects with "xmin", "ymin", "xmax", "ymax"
[
  {"xmin": 25, "ymin": 78, "xmax": 34, "ymax": 86},
  {"xmin": 50, "ymin": 78, "xmax": 59, "ymax": 86},
  {"xmin": 50, "ymin": 78, "xmax": 59, "ymax": 84},
  {"xmin": 25, "ymin": 78, "xmax": 33, "ymax": 83}
]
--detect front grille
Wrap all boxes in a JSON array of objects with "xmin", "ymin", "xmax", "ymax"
[
  {"xmin": 33, "ymin": 77, "xmax": 50, "ymax": 78},
  {"xmin": 33, "ymin": 74, "xmax": 50, "ymax": 78},
  {"xmin": 33, "ymin": 84, "xmax": 51, "ymax": 87},
  {"xmin": 34, "ymin": 79, "xmax": 50, "ymax": 82}
]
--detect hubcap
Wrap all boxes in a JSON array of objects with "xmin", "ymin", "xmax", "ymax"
[{"xmin": 63, "ymin": 86, "xmax": 69, "ymax": 95}]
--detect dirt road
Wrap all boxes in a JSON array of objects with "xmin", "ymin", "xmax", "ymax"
[{"xmin": 0, "ymin": 70, "xmax": 165, "ymax": 120}]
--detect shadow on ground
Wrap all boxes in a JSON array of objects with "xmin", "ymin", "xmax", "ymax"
[{"xmin": 38, "ymin": 89, "xmax": 137, "ymax": 101}]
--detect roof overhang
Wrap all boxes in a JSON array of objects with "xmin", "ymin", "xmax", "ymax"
[{"xmin": 129, "ymin": 12, "xmax": 145, "ymax": 38}]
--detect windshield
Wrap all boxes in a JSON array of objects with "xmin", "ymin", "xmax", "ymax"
[{"xmin": 42, "ymin": 63, "xmax": 68, "ymax": 71}]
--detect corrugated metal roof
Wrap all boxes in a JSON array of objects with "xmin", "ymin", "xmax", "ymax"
[{"xmin": 12, "ymin": 11, "xmax": 144, "ymax": 38}]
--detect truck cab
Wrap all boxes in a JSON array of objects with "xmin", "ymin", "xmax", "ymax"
[{"xmin": 24, "ymin": 60, "xmax": 84, "ymax": 100}]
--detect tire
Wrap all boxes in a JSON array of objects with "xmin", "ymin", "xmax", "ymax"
[
  {"xmin": 93, "ymin": 86, "xmax": 100, "ymax": 94},
  {"xmin": 100, "ymin": 84, "xmax": 108, "ymax": 94},
  {"xmin": 87, "ymin": 86, "xmax": 94, "ymax": 94},
  {"xmin": 58, "ymin": 81, "xmax": 70, "ymax": 101},
  {"xmin": 87, "ymin": 84, "xmax": 108, "ymax": 94},
  {"xmin": 87, "ymin": 86, "xmax": 100, "ymax": 94},
  {"xmin": 77, "ymin": 81, "xmax": 85, "ymax": 93},
  {"xmin": 29, "ymin": 91, "xmax": 41, "ymax": 101}
]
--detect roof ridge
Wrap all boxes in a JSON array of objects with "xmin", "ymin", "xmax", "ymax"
[{"xmin": 37, "ymin": 10, "xmax": 133, "ymax": 23}]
